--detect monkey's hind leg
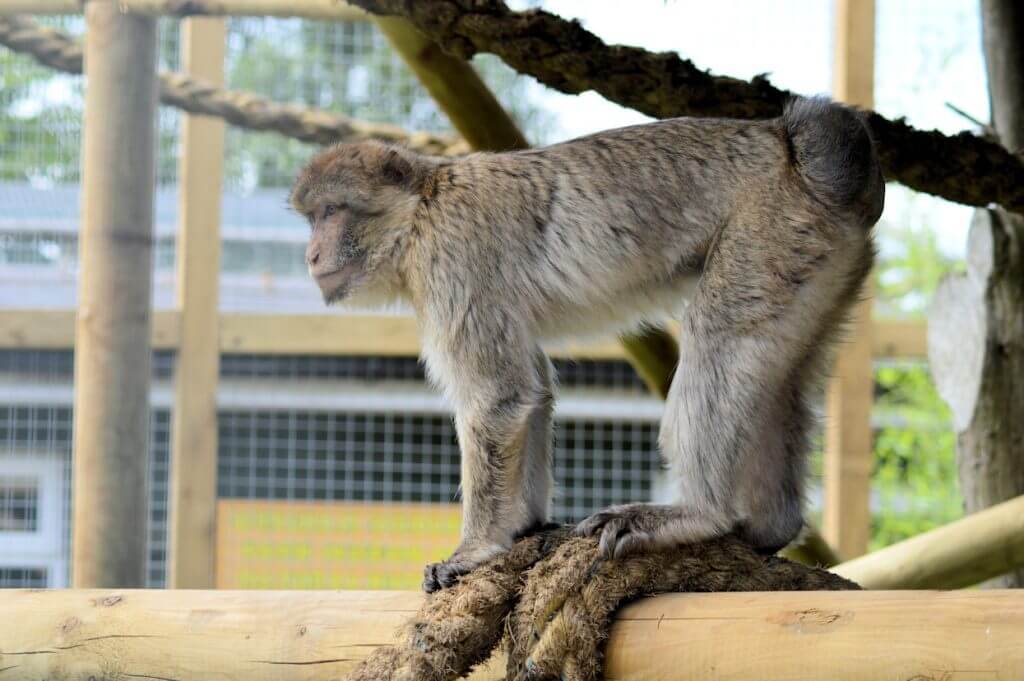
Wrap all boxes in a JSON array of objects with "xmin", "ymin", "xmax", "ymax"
[{"xmin": 576, "ymin": 195, "xmax": 874, "ymax": 558}]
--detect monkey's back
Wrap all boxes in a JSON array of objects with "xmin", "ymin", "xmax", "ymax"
[{"xmin": 430, "ymin": 116, "xmax": 793, "ymax": 338}]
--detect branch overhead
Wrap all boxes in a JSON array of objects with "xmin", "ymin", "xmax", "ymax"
[{"xmin": 350, "ymin": 0, "xmax": 1024, "ymax": 215}]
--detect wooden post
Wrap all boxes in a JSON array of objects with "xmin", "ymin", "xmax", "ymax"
[
  {"xmin": 4, "ymin": 589, "xmax": 1024, "ymax": 681},
  {"xmin": 71, "ymin": 0, "xmax": 158, "ymax": 588},
  {"xmin": 822, "ymin": 0, "xmax": 876, "ymax": 560},
  {"xmin": 168, "ymin": 16, "xmax": 226, "ymax": 589}
]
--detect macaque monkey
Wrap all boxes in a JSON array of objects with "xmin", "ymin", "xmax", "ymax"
[{"xmin": 291, "ymin": 97, "xmax": 884, "ymax": 592}]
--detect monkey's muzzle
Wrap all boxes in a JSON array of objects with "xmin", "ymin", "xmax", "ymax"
[{"xmin": 313, "ymin": 261, "xmax": 362, "ymax": 302}]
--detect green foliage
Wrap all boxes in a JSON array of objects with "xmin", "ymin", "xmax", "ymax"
[
  {"xmin": 875, "ymin": 224, "xmax": 963, "ymax": 318},
  {"xmin": 870, "ymin": 363, "xmax": 961, "ymax": 549}
]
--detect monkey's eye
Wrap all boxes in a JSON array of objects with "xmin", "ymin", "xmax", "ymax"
[{"xmin": 323, "ymin": 203, "xmax": 346, "ymax": 218}]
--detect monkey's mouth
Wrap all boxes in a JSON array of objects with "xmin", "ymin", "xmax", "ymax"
[{"xmin": 314, "ymin": 261, "xmax": 364, "ymax": 303}]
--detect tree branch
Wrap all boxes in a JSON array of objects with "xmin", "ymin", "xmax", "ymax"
[{"xmin": 349, "ymin": 0, "xmax": 1024, "ymax": 215}]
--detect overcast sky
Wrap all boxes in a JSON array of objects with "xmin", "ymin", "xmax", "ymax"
[{"xmin": 506, "ymin": 1, "xmax": 989, "ymax": 260}]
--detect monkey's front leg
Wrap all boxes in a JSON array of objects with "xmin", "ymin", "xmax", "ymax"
[{"xmin": 423, "ymin": 353, "xmax": 554, "ymax": 592}]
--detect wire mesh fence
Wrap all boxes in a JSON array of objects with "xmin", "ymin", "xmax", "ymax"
[
  {"xmin": 0, "ymin": 348, "xmax": 661, "ymax": 587},
  {"xmin": 0, "ymin": 2, "xmax": 976, "ymax": 587}
]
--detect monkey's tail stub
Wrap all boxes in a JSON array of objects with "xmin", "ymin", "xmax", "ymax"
[{"xmin": 782, "ymin": 96, "xmax": 885, "ymax": 229}]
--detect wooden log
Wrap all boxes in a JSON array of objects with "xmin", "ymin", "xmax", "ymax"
[
  {"xmin": 71, "ymin": 0, "xmax": 159, "ymax": 588},
  {"xmin": 833, "ymin": 494, "xmax": 1024, "ymax": 589},
  {"xmin": 1, "ymin": 589, "xmax": 1022, "ymax": 681}
]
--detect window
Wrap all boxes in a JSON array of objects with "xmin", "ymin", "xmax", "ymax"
[
  {"xmin": 0, "ymin": 476, "xmax": 39, "ymax": 531},
  {"xmin": 0, "ymin": 457, "xmax": 67, "ymax": 587},
  {"xmin": 0, "ymin": 566, "xmax": 48, "ymax": 588}
]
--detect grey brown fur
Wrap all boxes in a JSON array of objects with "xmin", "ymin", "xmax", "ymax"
[{"xmin": 291, "ymin": 96, "xmax": 884, "ymax": 592}]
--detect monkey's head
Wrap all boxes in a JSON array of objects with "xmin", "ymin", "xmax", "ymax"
[{"xmin": 290, "ymin": 141, "xmax": 430, "ymax": 305}]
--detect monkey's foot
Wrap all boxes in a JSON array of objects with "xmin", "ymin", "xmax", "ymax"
[
  {"xmin": 574, "ymin": 503, "xmax": 725, "ymax": 559},
  {"xmin": 423, "ymin": 542, "xmax": 506, "ymax": 593}
]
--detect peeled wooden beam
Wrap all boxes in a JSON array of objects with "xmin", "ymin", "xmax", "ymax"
[
  {"xmin": 833, "ymin": 494, "xmax": 1024, "ymax": 589},
  {"xmin": 2, "ymin": 589, "xmax": 1022, "ymax": 681},
  {"xmin": 167, "ymin": 15, "xmax": 226, "ymax": 589},
  {"xmin": 371, "ymin": 15, "xmax": 528, "ymax": 152},
  {"xmin": 822, "ymin": 0, "xmax": 876, "ymax": 561}
]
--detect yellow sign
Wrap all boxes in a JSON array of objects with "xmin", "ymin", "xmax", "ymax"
[{"xmin": 216, "ymin": 499, "xmax": 461, "ymax": 590}]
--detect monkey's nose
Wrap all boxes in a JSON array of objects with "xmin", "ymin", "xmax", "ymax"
[{"xmin": 306, "ymin": 248, "xmax": 320, "ymax": 267}]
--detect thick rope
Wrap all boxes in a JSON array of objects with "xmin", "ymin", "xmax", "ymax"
[
  {"xmin": 0, "ymin": 15, "xmax": 467, "ymax": 155},
  {"xmin": 345, "ymin": 527, "xmax": 857, "ymax": 681},
  {"xmin": 349, "ymin": 0, "xmax": 1024, "ymax": 215}
]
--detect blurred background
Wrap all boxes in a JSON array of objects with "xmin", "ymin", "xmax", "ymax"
[{"xmin": 0, "ymin": 0, "xmax": 989, "ymax": 589}]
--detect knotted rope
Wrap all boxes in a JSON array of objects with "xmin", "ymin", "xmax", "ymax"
[{"xmin": 345, "ymin": 526, "xmax": 857, "ymax": 681}]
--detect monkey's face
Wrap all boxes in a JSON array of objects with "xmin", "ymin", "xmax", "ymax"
[
  {"xmin": 301, "ymin": 198, "xmax": 367, "ymax": 303},
  {"xmin": 291, "ymin": 142, "xmax": 424, "ymax": 304}
]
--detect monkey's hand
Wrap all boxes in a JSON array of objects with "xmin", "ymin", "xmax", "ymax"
[
  {"xmin": 423, "ymin": 540, "xmax": 507, "ymax": 593},
  {"xmin": 574, "ymin": 503, "xmax": 729, "ymax": 559}
]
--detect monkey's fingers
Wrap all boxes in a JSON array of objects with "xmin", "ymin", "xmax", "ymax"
[
  {"xmin": 423, "ymin": 540, "xmax": 522, "ymax": 592},
  {"xmin": 423, "ymin": 559, "xmax": 473, "ymax": 593},
  {"xmin": 573, "ymin": 503, "xmax": 674, "ymax": 559}
]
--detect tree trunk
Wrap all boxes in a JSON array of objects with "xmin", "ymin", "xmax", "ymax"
[{"xmin": 929, "ymin": 0, "xmax": 1024, "ymax": 587}]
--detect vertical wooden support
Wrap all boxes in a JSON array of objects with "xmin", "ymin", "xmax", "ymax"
[
  {"xmin": 72, "ymin": 0, "xmax": 158, "ymax": 588},
  {"xmin": 823, "ymin": 0, "xmax": 876, "ymax": 560},
  {"xmin": 168, "ymin": 16, "xmax": 226, "ymax": 588}
]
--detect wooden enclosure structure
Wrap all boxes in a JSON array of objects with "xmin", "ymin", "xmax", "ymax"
[
  {"xmin": 0, "ymin": 0, "xmax": 952, "ymax": 589},
  {"xmin": 834, "ymin": 493, "xmax": 1024, "ymax": 589},
  {"xmin": 71, "ymin": 0, "xmax": 159, "ymax": 589},
  {"xmin": 3, "ymin": 588, "xmax": 1023, "ymax": 681},
  {"xmin": 824, "ymin": 0, "xmax": 877, "ymax": 561}
]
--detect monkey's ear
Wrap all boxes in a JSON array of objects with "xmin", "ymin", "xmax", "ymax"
[{"xmin": 380, "ymin": 149, "xmax": 420, "ymax": 190}]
